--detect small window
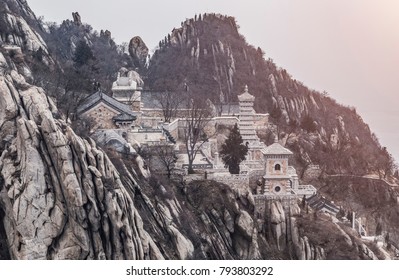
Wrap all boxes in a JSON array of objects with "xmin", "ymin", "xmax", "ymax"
[
  {"xmin": 275, "ymin": 164, "xmax": 281, "ymax": 171},
  {"xmin": 274, "ymin": 186, "xmax": 281, "ymax": 192}
]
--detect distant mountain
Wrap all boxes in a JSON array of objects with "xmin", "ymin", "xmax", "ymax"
[{"xmin": 147, "ymin": 13, "xmax": 395, "ymax": 178}]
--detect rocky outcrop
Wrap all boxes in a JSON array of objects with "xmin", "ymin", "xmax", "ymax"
[
  {"xmin": 266, "ymin": 200, "xmax": 331, "ymax": 260},
  {"xmin": 0, "ymin": 70, "xmax": 163, "ymax": 259},
  {"xmin": 129, "ymin": 36, "xmax": 148, "ymax": 69},
  {"xmin": 72, "ymin": 12, "xmax": 81, "ymax": 26},
  {"xmin": 100, "ymin": 30, "xmax": 111, "ymax": 39}
]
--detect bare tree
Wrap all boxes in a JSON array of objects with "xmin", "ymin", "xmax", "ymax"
[
  {"xmin": 182, "ymin": 97, "xmax": 213, "ymax": 174},
  {"xmin": 150, "ymin": 142, "xmax": 178, "ymax": 178},
  {"xmin": 154, "ymin": 90, "xmax": 184, "ymax": 122},
  {"xmin": 152, "ymin": 78, "xmax": 185, "ymax": 122}
]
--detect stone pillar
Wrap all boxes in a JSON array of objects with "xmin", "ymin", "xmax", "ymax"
[
  {"xmin": 352, "ymin": 212, "xmax": 355, "ymax": 229},
  {"xmin": 358, "ymin": 217, "xmax": 362, "ymax": 235}
]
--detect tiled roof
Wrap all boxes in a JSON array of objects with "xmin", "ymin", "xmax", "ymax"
[
  {"xmin": 113, "ymin": 113, "xmax": 136, "ymax": 122},
  {"xmin": 262, "ymin": 142, "xmax": 293, "ymax": 156},
  {"xmin": 238, "ymin": 85, "xmax": 255, "ymax": 102},
  {"xmin": 77, "ymin": 91, "xmax": 136, "ymax": 116}
]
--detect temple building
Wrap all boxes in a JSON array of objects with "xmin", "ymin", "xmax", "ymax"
[
  {"xmin": 260, "ymin": 138, "xmax": 296, "ymax": 195},
  {"xmin": 112, "ymin": 68, "xmax": 143, "ymax": 112},
  {"xmin": 238, "ymin": 85, "xmax": 259, "ymax": 144},
  {"xmin": 76, "ymin": 91, "xmax": 137, "ymax": 130},
  {"xmin": 237, "ymin": 86, "xmax": 267, "ymax": 171}
]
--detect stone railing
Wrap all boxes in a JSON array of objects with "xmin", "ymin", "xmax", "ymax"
[
  {"xmin": 254, "ymin": 193, "xmax": 297, "ymax": 201},
  {"xmin": 209, "ymin": 173, "xmax": 250, "ymax": 190},
  {"xmin": 163, "ymin": 119, "xmax": 179, "ymax": 134},
  {"xmin": 182, "ymin": 163, "xmax": 213, "ymax": 169},
  {"xmin": 138, "ymin": 128, "xmax": 162, "ymax": 133},
  {"xmin": 294, "ymin": 184, "xmax": 317, "ymax": 197},
  {"xmin": 213, "ymin": 116, "xmax": 239, "ymax": 126}
]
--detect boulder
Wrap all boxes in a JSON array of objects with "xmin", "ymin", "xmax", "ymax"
[
  {"xmin": 129, "ymin": 36, "xmax": 149, "ymax": 68},
  {"xmin": 72, "ymin": 12, "xmax": 81, "ymax": 26}
]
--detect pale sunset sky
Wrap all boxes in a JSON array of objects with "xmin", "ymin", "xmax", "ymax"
[{"xmin": 27, "ymin": 0, "xmax": 399, "ymax": 163}]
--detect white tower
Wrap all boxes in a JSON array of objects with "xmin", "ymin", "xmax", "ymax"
[
  {"xmin": 261, "ymin": 138, "xmax": 293, "ymax": 195},
  {"xmin": 238, "ymin": 85, "xmax": 259, "ymax": 145}
]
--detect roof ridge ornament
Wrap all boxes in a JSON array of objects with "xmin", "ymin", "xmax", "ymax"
[{"xmin": 244, "ymin": 85, "xmax": 248, "ymax": 93}]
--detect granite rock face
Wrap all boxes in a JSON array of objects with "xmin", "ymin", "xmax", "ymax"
[
  {"xmin": 1, "ymin": 1, "xmax": 395, "ymax": 260},
  {"xmin": 72, "ymin": 12, "xmax": 82, "ymax": 26},
  {"xmin": 128, "ymin": 36, "xmax": 149, "ymax": 69},
  {"xmin": 0, "ymin": 71, "xmax": 163, "ymax": 259}
]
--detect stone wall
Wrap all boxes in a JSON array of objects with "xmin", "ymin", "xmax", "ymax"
[
  {"xmin": 209, "ymin": 173, "xmax": 250, "ymax": 192},
  {"xmin": 82, "ymin": 104, "xmax": 118, "ymax": 130},
  {"xmin": 139, "ymin": 116, "xmax": 162, "ymax": 128},
  {"xmin": 248, "ymin": 169, "xmax": 264, "ymax": 189},
  {"xmin": 213, "ymin": 116, "xmax": 239, "ymax": 127},
  {"xmin": 163, "ymin": 119, "xmax": 179, "ymax": 139},
  {"xmin": 264, "ymin": 178, "xmax": 291, "ymax": 195},
  {"xmin": 266, "ymin": 158, "xmax": 289, "ymax": 176},
  {"xmin": 141, "ymin": 109, "xmax": 164, "ymax": 118}
]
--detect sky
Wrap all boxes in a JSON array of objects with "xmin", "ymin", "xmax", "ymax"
[{"xmin": 27, "ymin": 0, "xmax": 399, "ymax": 163}]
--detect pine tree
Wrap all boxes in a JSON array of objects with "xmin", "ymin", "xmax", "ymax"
[
  {"xmin": 73, "ymin": 40, "xmax": 94, "ymax": 67},
  {"xmin": 220, "ymin": 123, "xmax": 248, "ymax": 174}
]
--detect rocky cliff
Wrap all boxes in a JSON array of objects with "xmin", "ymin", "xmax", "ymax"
[
  {"xmin": 0, "ymin": 1, "xmax": 161, "ymax": 259},
  {"xmin": 0, "ymin": 71, "xmax": 166, "ymax": 259},
  {"xmin": 0, "ymin": 2, "xmax": 397, "ymax": 260}
]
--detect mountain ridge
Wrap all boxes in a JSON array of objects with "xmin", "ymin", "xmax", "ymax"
[
  {"xmin": 146, "ymin": 13, "xmax": 396, "ymax": 178},
  {"xmin": 0, "ymin": 2, "xmax": 398, "ymax": 260}
]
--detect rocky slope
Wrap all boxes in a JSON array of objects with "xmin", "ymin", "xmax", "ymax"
[
  {"xmin": 0, "ymin": 67, "xmax": 382, "ymax": 259},
  {"xmin": 147, "ymin": 13, "xmax": 395, "ymax": 178},
  {"xmin": 0, "ymin": 62, "xmax": 333, "ymax": 259},
  {"xmin": 0, "ymin": 0, "xmax": 161, "ymax": 259},
  {"xmin": 0, "ymin": 71, "xmax": 166, "ymax": 259},
  {"xmin": 146, "ymin": 13, "xmax": 399, "ymax": 256}
]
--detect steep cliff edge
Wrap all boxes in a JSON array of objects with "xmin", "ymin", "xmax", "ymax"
[
  {"xmin": 0, "ymin": 70, "xmax": 164, "ymax": 259},
  {"xmin": 0, "ymin": 1, "xmax": 161, "ymax": 259}
]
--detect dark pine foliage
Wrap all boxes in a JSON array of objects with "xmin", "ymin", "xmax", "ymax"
[
  {"xmin": 220, "ymin": 123, "xmax": 248, "ymax": 174},
  {"xmin": 73, "ymin": 40, "xmax": 95, "ymax": 67}
]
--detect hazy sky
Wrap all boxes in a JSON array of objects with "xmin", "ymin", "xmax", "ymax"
[{"xmin": 27, "ymin": 0, "xmax": 399, "ymax": 163}]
